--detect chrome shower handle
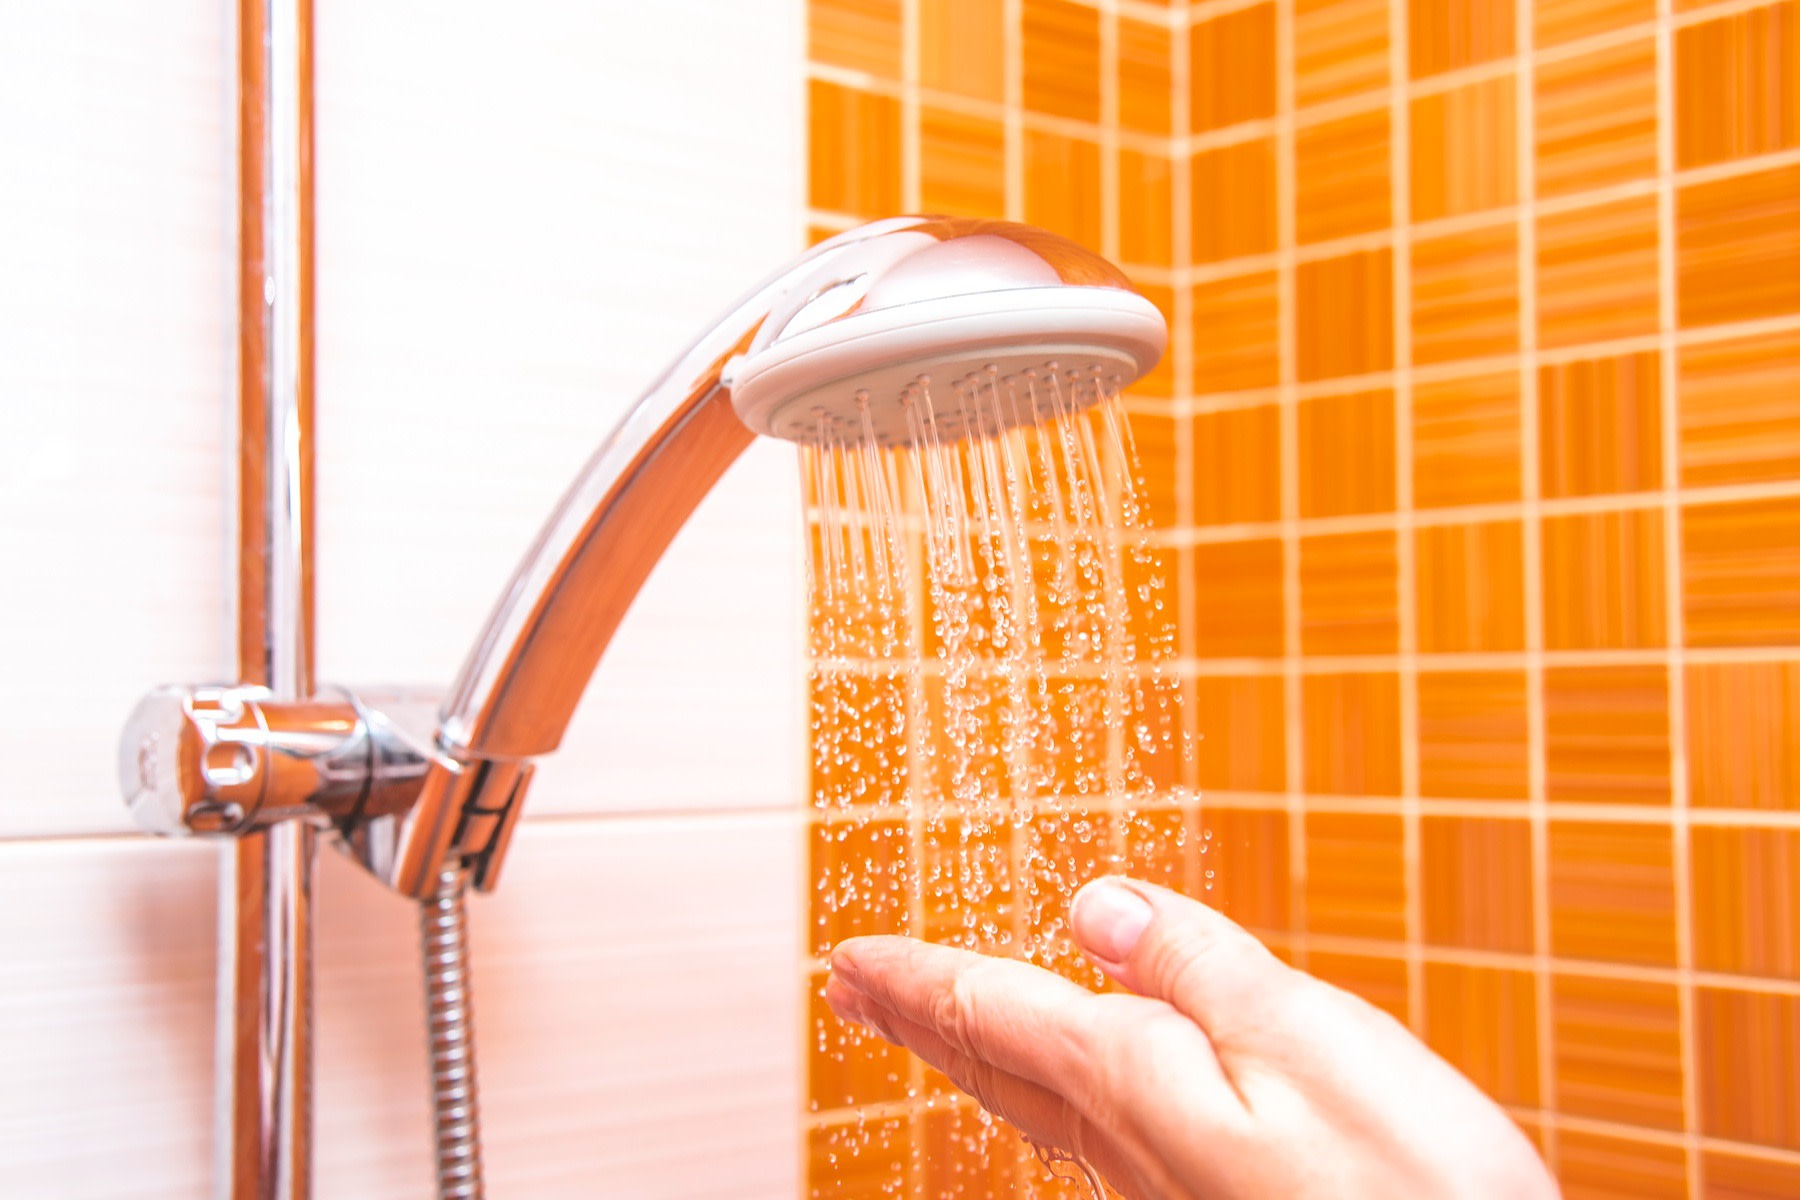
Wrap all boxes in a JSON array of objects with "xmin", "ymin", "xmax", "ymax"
[{"xmin": 118, "ymin": 684, "xmax": 532, "ymax": 894}]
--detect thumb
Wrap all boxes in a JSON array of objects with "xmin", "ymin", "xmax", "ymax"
[{"xmin": 1070, "ymin": 875, "xmax": 1293, "ymax": 1037}]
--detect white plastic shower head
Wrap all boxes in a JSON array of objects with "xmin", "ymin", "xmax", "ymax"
[{"xmin": 727, "ymin": 218, "xmax": 1166, "ymax": 447}]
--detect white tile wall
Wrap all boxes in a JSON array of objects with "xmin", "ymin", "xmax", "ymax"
[
  {"xmin": 314, "ymin": 0, "xmax": 808, "ymax": 816},
  {"xmin": 0, "ymin": 0, "xmax": 810, "ymax": 1194}
]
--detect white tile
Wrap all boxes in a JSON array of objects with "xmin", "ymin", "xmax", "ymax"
[
  {"xmin": 0, "ymin": 2, "xmax": 233, "ymax": 837},
  {"xmin": 0, "ymin": 838, "xmax": 217, "ymax": 1197},
  {"xmin": 313, "ymin": 0, "xmax": 809, "ymax": 816},
  {"xmin": 314, "ymin": 813, "xmax": 804, "ymax": 1199}
]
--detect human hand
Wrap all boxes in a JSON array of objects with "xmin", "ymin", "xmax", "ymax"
[{"xmin": 825, "ymin": 876, "xmax": 1557, "ymax": 1199}]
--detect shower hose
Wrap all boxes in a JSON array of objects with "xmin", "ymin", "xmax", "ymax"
[{"xmin": 421, "ymin": 865, "xmax": 485, "ymax": 1199}]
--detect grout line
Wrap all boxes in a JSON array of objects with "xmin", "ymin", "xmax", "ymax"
[
  {"xmin": 1511, "ymin": 0, "xmax": 1560, "ymax": 1164},
  {"xmin": 1171, "ymin": 0, "xmax": 1200, "ymax": 812},
  {"xmin": 1101, "ymin": 0, "xmax": 1123, "ymax": 265},
  {"xmin": 809, "ymin": 642, "xmax": 1800, "ymax": 678},
  {"xmin": 1005, "ymin": 0, "xmax": 1025, "ymax": 223},
  {"xmin": 806, "ymin": 791, "xmax": 1800, "ymax": 829},
  {"xmin": 1388, "ymin": 0, "xmax": 1423, "ymax": 1034},
  {"xmin": 1273, "ymin": 0, "xmax": 1308, "ymax": 973},
  {"xmin": 1653, "ymin": 0, "xmax": 1705, "ymax": 1187}
]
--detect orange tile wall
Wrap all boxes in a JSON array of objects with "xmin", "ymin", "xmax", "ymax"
[{"xmin": 805, "ymin": 0, "xmax": 1800, "ymax": 1195}]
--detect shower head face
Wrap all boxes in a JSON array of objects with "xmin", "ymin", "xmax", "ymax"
[{"xmin": 727, "ymin": 218, "xmax": 1167, "ymax": 448}]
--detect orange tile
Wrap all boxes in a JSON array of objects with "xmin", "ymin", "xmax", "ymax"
[
  {"xmin": 1122, "ymin": 663, "xmax": 1188, "ymax": 793},
  {"xmin": 1412, "ymin": 225, "xmax": 1519, "ymax": 365},
  {"xmin": 1190, "ymin": 136, "xmax": 1278, "ymax": 264},
  {"xmin": 809, "ymin": 1115, "xmax": 910, "ymax": 1196},
  {"xmin": 1536, "ymin": 0, "xmax": 1655, "ymax": 47},
  {"xmin": 1418, "ymin": 670, "xmax": 1531, "ymax": 800},
  {"xmin": 1686, "ymin": 661, "xmax": 1800, "ymax": 811},
  {"xmin": 1535, "ymin": 38, "xmax": 1658, "ymax": 197},
  {"xmin": 1542, "ymin": 509, "xmax": 1668, "ymax": 650},
  {"xmin": 1311, "ymin": 949, "xmax": 1412, "ymax": 1024},
  {"xmin": 1200, "ymin": 806, "xmax": 1292, "ymax": 931},
  {"xmin": 1412, "ymin": 370, "xmax": 1523, "ymax": 508},
  {"xmin": 1415, "ymin": 519, "xmax": 1527, "ymax": 652},
  {"xmin": 1119, "ymin": 149, "xmax": 1173, "ymax": 268},
  {"xmin": 1022, "ymin": 0, "xmax": 1101, "ymax": 123},
  {"xmin": 809, "ymin": 81, "xmax": 903, "ymax": 218},
  {"xmin": 1192, "ymin": 538, "xmax": 1285, "ymax": 657},
  {"xmin": 1539, "ymin": 351, "xmax": 1663, "ymax": 498},
  {"xmin": 1703, "ymin": 1149, "xmax": 1800, "ymax": 1199},
  {"xmin": 920, "ymin": 107, "xmax": 1006, "ymax": 220},
  {"xmin": 1538, "ymin": 195, "xmax": 1660, "ymax": 350},
  {"xmin": 1301, "ymin": 529, "xmax": 1401, "ymax": 654},
  {"xmin": 1294, "ymin": 0, "xmax": 1390, "ymax": 108},
  {"xmin": 1552, "ymin": 973, "xmax": 1686, "ymax": 1130},
  {"xmin": 1123, "ymin": 806, "xmax": 1189, "ymax": 895},
  {"xmin": 1422, "ymin": 962, "xmax": 1540, "ymax": 1106},
  {"xmin": 1296, "ymin": 108, "xmax": 1392, "ymax": 243},
  {"xmin": 1676, "ymin": 1, "xmax": 1800, "ymax": 170},
  {"xmin": 1298, "ymin": 248, "xmax": 1396, "ymax": 380},
  {"xmin": 1678, "ymin": 163, "xmax": 1800, "ymax": 329},
  {"xmin": 1549, "ymin": 820, "xmax": 1678, "ymax": 965},
  {"xmin": 920, "ymin": 1105, "xmax": 1020, "ymax": 1197},
  {"xmin": 1680, "ymin": 328, "xmax": 1800, "ymax": 487},
  {"xmin": 1555, "ymin": 1129, "xmax": 1689, "ymax": 1200},
  {"xmin": 922, "ymin": 671, "xmax": 1011, "ymax": 806},
  {"xmin": 1514, "ymin": 1115, "xmax": 1549, "ymax": 1160},
  {"xmin": 1303, "ymin": 673, "xmax": 1404, "ymax": 796},
  {"xmin": 810, "ymin": 670, "xmax": 912, "ymax": 809},
  {"xmin": 1306, "ymin": 811, "xmax": 1408, "ymax": 940},
  {"xmin": 1136, "ymin": 281, "xmax": 1179, "ymax": 397},
  {"xmin": 1411, "ymin": 76, "xmax": 1518, "ymax": 221},
  {"xmin": 1193, "ymin": 403, "xmax": 1282, "ymax": 525},
  {"xmin": 809, "ymin": 0, "xmax": 903, "ymax": 78},
  {"xmin": 1029, "ymin": 675, "xmax": 1111, "ymax": 800},
  {"xmin": 1021, "ymin": 809, "xmax": 1112, "ymax": 985},
  {"xmin": 1119, "ymin": 16, "xmax": 1173, "ymax": 136},
  {"xmin": 1696, "ymin": 987, "xmax": 1800, "ymax": 1151},
  {"xmin": 1191, "ymin": 3, "xmax": 1278, "ymax": 133},
  {"xmin": 1299, "ymin": 388, "xmax": 1397, "ymax": 517},
  {"xmin": 1692, "ymin": 826, "xmax": 1800, "ymax": 980},
  {"xmin": 810, "ymin": 816, "xmax": 914, "ymax": 955},
  {"xmin": 1544, "ymin": 664, "xmax": 1672, "ymax": 805},
  {"xmin": 922, "ymin": 815, "xmax": 1014, "ymax": 954},
  {"xmin": 809, "ymin": 970, "xmax": 911, "ymax": 1110},
  {"xmin": 1421, "ymin": 816, "xmax": 1534, "ymax": 951},
  {"xmin": 1195, "ymin": 675, "xmax": 1287, "ymax": 792},
  {"xmin": 1128, "ymin": 412, "xmax": 1179, "ymax": 527},
  {"xmin": 1682, "ymin": 495, "xmax": 1800, "ymax": 647},
  {"xmin": 1410, "ymin": 0, "xmax": 1515, "ymax": 77},
  {"xmin": 1025, "ymin": 127, "xmax": 1103, "ymax": 252},
  {"xmin": 1193, "ymin": 270, "xmax": 1281, "ymax": 392},
  {"xmin": 919, "ymin": 0, "xmax": 1005, "ymax": 103}
]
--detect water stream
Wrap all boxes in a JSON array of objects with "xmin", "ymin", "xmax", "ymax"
[{"xmin": 806, "ymin": 377, "xmax": 1185, "ymax": 1198}]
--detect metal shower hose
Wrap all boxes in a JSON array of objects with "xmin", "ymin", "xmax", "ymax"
[{"xmin": 421, "ymin": 865, "xmax": 485, "ymax": 1199}]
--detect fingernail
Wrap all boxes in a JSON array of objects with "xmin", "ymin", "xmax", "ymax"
[
  {"xmin": 1072, "ymin": 879, "xmax": 1153, "ymax": 963},
  {"xmin": 829, "ymin": 949, "xmax": 864, "ymax": 991}
]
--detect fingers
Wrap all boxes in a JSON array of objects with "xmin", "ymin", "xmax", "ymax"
[
  {"xmin": 829, "ymin": 935, "xmax": 1104, "ymax": 1097},
  {"xmin": 828, "ymin": 977, "xmax": 1137, "ymax": 1189},
  {"xmin": 1070, "ymin": 876, "xmax": 1296, "ymax": 1043}
]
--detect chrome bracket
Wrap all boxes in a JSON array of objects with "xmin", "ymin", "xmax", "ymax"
[{"xmin": 120, "ymin": 684, "xmax": 533, "ymax": 896}]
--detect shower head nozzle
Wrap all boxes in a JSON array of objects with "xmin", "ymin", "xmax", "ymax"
[{"xmin": 727, "ymin": 218, "xmax": 1167, "ymax": 448}]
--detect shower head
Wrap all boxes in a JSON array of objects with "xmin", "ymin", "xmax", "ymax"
[
  {"xmin": 729, "ymin": 218, "xmax": 1166, "ymax": 448},
  {"xmin": 259, "ymin": 216, "xmax": 1170, "ymax": 897}
]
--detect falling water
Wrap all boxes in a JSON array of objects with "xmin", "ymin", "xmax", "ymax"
[{"xmin": 806, "ymin": 372, "xmax": 1187, "ymax": 1200}]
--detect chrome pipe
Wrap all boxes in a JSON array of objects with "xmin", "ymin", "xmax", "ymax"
[{"xmin": 223, "ymin": 0, "xmax": 316, "ymax": 1195}]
